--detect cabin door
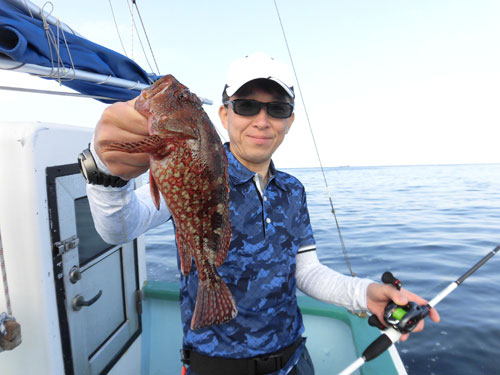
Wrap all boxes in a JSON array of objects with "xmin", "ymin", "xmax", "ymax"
[{"xmin": 47, "ymin": 164, "xmax": 141, "ymax": 375}]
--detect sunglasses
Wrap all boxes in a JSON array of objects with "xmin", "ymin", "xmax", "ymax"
[{"xmin": 225, "ymin": 99, "xmax": 294, "ymax": 119}]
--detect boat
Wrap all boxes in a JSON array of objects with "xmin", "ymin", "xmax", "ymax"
[{"xmin": 0, "ymin": 1, "xmax": 407, "ymax": 374}]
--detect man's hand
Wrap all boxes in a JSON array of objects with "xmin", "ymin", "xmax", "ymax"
[
  {"xmin": 366, "ymin": 283, "xmax": 440, "ymax": 341},
  {"xmin": 94, "ymin": 98, "xmax": 150, "ymax": 180}
]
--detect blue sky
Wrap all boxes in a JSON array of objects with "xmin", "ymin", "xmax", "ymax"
[{"xmin": 1, "ymin": 0, "xmax": 499, "ymax": 167}]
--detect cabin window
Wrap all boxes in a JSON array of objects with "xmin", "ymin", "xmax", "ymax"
[{"xmin": 74, "ymin": 197, "xmax": 113, "ymax": 266}]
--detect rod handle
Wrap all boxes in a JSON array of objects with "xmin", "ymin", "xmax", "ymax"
[{"xmin": 362, "ymin": 333, "xmax": 393, "ymax": 361}]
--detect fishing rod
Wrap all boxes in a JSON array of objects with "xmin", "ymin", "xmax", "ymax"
[{"xmin": 338, "ymin": 244, "xmax": 500, "ymax": 375}]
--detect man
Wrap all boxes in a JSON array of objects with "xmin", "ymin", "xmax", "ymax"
[{"xmin": 85, "ymin": 52, "xmax": 439, "ymax": 374}]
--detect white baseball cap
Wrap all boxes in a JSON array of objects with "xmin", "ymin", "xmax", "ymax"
[{"xmin": 224, "ymin": 52, "xmax": 295, "ymax": 98}]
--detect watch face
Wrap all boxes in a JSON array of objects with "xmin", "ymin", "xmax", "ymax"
[
  {"xmin": 77, "ymin": 147, "xmax": 127, "ymax": 187},
  {"xmin": 78, "ymin": 153, "xmax": 90, "ymax": 182}
]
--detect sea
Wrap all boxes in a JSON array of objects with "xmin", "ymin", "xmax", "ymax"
[{"xmin": 144, "ymin": 163, "xmax": 500, "ymax": 375}]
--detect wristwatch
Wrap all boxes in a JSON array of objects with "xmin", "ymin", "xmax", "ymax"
[{"xmin": 77, "ymin": 145, "xmax": 129, "ymax": 187}]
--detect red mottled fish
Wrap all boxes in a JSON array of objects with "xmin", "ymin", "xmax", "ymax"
[{"xmin": 102, "ymin": 74, "xmax": 237, "ymax": 330}]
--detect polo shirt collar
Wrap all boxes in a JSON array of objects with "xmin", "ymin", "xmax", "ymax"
[{"xmin": 224, "ymin": 143, "xmax": 287, "ymax": 192}]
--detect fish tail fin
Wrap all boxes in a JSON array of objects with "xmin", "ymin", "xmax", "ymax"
[{"xmin": 190, "ymin": 273, "xmax": 238, "ymax": 330}]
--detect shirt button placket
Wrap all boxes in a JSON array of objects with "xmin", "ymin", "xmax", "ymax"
[{"xmin": 263, "ymin": 195, "xmax": 274, "ymax": 235}]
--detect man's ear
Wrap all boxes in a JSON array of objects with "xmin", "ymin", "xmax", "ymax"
[
  {"xmin": 285, "ymin": 112, "xmax": 295, "ymax": 134},
  {"xmin": 219, "ymin": 105, "xmax": 229, "ymax": 130}
]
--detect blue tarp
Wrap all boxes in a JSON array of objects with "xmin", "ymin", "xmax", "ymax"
[{"xmin": 0, "ymin": 0, "xmax": 155, "ymax": 103}]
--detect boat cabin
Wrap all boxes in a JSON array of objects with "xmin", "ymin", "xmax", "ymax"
[{"xmin": 0, "ymin": 122, "xmax": 144, "ymax": 374}]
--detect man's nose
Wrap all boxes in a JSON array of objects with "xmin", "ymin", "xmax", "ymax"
[{"xmin": 252, "ymin": 106, "xmax": 270, "ymax": 127}]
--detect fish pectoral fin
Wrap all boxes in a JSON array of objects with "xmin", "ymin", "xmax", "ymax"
[
  {"xmin": 101, "ymin": 135, "xmax": 165, "ymax": 155},
  {"xmin": 149, "ymin": 171, "xmax": 161, "ymax": 210}
]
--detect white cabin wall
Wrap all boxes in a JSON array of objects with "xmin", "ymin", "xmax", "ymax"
[
  {"xmin": 0, "ymin": 122, "xmax": 145, "ymax": 374},
  {"xmin": 0, "ymin": 123, "xmax": 66, "ymax": 374}
]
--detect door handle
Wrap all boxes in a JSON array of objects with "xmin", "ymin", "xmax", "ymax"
[{"xmin": 72, "ymin": 290, "xmax": 103, "ymax": 311}]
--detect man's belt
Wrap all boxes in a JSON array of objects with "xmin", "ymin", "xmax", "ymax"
[{"xmin": 182, "ymin": 337, "xmax": 304, "ymax": 375}]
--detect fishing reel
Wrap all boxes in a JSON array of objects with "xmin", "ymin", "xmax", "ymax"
[
  {"xmin": 340, "ymin": 246, "xmax": 499, "ymax": 375},
  {"xmin": 368, "ymin": 272, "xmax": 430, "ymax": 334}
]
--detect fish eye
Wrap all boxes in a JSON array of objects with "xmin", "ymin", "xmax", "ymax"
[
  {"xmin": 178, "ymin": 90, "xmax": 191, "ymax": 101},
  {"xmin": 177, "ymin": 89, "xmax": 192, "ymax": 102}
]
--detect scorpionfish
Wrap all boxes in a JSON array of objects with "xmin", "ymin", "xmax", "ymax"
[{"xmin": 102, "ymin": 74, "xmax": 237, "ymax": 330}]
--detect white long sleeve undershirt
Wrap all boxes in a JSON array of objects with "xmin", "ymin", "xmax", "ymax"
[
  {"xmin": 88, "ymin": 182, "xmax": 373, "ymax": 312},
  {"xmin": 87, "ymin": 140, "xmax": 171, "ymax": 244},
  {"xmin": 87, "ymin": 143, "xmax": 372, "ymax": 312},
  {"xmin": 296, "ymin": 250, "xmax": 373, "ymax": 312}
]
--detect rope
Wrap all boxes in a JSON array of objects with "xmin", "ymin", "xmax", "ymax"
[
  {"xmin": 273, "ymin": 0, "xmax": 356, "ymax": 277},
  {"xmin": 0, "ymin": 241, "xmax": 21, "ymax": 350},
  {"xmin": 0, "ymin": 233, "xmax": 12, "ymax": 317},
  {"xmin": 125, "ymin": 0, "xmax": 156, "ymax": 77},
  {"xmin": 108, "ymin": 0, "xmax": 129, "ymax": 57},
  {"xmin": 21, "ymin": 0, "xmax": 34, "ymax": 17},
  {"xmin": 132, "ymin": 0, "xmax": 161, "ymax": 75},
  {"xmin": 39, "ymin": 2, "xmax": 76, "ymax": 83},
  {"xmin": 126, "ymin": 0, "xmax": 134, "ymax": 59}
]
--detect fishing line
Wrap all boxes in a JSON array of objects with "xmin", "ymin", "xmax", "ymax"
[{"xmin": 273, "ymin": 0, "xmax": 355, "ymax": 277}]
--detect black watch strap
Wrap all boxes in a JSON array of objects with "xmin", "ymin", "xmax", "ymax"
[{"xmin": 77, "ymin": 145, "xmax": 129, "ymax": 187}]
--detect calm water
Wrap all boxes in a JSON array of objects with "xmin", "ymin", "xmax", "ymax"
[{"xmin": 145, "ymin": 163, "xmax": 500, "ymax": 375}]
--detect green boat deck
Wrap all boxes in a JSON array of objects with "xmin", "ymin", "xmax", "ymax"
[{"xmin": 141, "ymin": 281, "xmax": 401, "ymax": 375}]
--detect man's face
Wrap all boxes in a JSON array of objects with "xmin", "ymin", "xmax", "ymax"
[{"xmin": 218, "ymin": 88, "xmax": 294, "ymax": 172}]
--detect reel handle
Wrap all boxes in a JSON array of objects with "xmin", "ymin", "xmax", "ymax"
[{"xmin": 382, "ymin": 271, "xmax": 402, "ymax": 290}]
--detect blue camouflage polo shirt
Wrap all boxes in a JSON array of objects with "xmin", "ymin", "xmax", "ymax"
[{"xmin": 180, "ymin": 143, "xmax": 316, "ymax": 362}]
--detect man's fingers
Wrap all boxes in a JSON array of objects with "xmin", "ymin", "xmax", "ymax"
[
  {"xmin": 100, "ymin": 100, "xmax": 149, "ymax": 137},
  {"xmin": 428, "ymin": 306, "xmax": 441, "ymax": 323}
]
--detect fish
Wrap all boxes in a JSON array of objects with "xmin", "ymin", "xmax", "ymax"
[{"xmin": 101, "ymin": 74, "xmax": 237, "ymax": 330}]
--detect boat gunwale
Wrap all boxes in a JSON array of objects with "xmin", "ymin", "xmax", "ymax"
[{"xmin": 142, "ymin": 280, "xmax": 401, "ymax": 375}]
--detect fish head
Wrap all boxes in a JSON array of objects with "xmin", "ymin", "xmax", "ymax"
[{"xmin": 136, "ymin": 74, "xmax": 202, "ymax": 140}]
